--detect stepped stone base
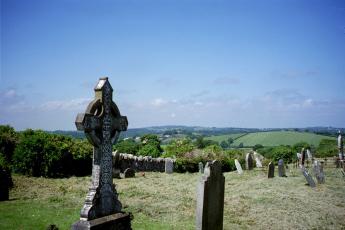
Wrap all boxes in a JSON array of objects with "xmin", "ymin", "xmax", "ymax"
[{"xmin": 72, "ymin": 212, "xmax": 132, "ymax": 230}]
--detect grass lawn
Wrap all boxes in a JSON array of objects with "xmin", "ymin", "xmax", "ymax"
[{"xmin": 1, "ymin": 166, "xmax": 344, "ymax": 230}]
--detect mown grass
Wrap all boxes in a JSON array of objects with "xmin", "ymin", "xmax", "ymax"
[
  {"xmin": 231, "ymin": 131, "xmax": 335, "ymax": 147},
  {"xmin": 1, "ymin": 166, "xmax": 344, "ymax": 230},
  {"xmin": 205, "ymin": 133, "xmax": 246, "ymax": 143}
]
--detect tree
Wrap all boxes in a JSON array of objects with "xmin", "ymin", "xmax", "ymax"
[
  {"xmin": 253, "ymin": 144, "xmax": 264, "ymax": 151},
  {"xmin": 227, "ymin": 137, "xmax": 234, "ymax": 146},
  {"xmin": 195, "ymin": 136, "xmax": 205, "ymax": 149},
  {"xmin": 0, "ymin": 125, "xmax": 18, "ymax": 168},
  {"xmin": 113, "ymin": 139, "xmax": 139, "ymax": 155},
  {"xmin": 220, "ymin": 140, "xmax": 229, "ymax": 149},
  {"xmin": 137, "ymin": 134, "xmax": 163, "ymax": 157},
  {"xmin": 164, "ymin": 138, "xmax": 194, "ymax": 158}
]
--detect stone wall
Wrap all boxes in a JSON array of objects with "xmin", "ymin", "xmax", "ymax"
[{"xmin": 112, "ymin": 152, "xmax": 175, "ymax": 173}]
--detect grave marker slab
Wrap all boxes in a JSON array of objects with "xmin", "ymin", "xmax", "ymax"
[
  {"xmin": 196, "ymin": 160, "xmax": 225, "ymax": 230},
  {"xmin": 300, "ymin": 165, "xmax": 316, "ymax": 188},
  {"xmin": 72, "ymin": 77, "xmax": 131, "ymax": 229},
  {"xmin": 198, "ymin": 162, "xmax": 204, "ymax": 174},
  {"xmin": 245, "ymin": 153, "xmax": 254, "ymax": 170},
  {"xmin": 278, "ymin": 159, "xmax": 286, "ymax": 177},
  {"xmin": 234, "ymin": 159, "xmax": 243, "ymax": 174},
  {"xmin": 165, "ymin": 158, "xmax": 174, "ymax": 174},
  {"xmin": 313, "ymin": 160, "xmax": 325, "ymax": 184},
  {"xmin": 124, "ymin": 168, "xmax": 135, "ymax": 178},
  {"xmin": 268, "ymin": 162, "xmax": 274, "ymax": 178}
]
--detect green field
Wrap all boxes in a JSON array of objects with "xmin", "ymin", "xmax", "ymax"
[
  {"xmin": 207, "ymin": 131, "xmax": 335, "ymax": 147},
  {"xmin": 1, "ymin": 167, "xmax": 345, "ymax": 229},
  {"xmin": 205, "ymin": 133, "xmax": 246, "ymax": 143}
]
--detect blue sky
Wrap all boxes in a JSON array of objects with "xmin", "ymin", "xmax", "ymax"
[{"xmin": 1, "ymin": 0, "xmax": 344, "ymax": 130}]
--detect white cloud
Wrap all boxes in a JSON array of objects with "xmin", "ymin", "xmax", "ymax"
[
  {"xmin": 40, "ymin": 98, "xmax": 91, "ymax": 111},
  {"xmin": 150, "ymin": 98, "xmax": 168, "ymax": 107}
]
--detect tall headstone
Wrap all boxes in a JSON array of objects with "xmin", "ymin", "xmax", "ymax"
[
  {"xmin": 72, "ymin": 77, "xmax": 131, "ymax": 230},
  {"xmin": 165, "ymin": 158, "xmax": 174, "ymax": 174},
  {"xmin": 300, "ymin": 165, "xmax": 316, "ymax": 188},
  {"xmin": 278, "ymin": 159, "xmax": 286, "ymax": 177},
  {"xmin": 253, "ymin": 151, "xmax": 263, "ymax": 168},
  {"xmin": 268, "ymin": 162, "xmax": 274, "ymax": 178},
  {"xmin": 301, "ymin": 148, "xmax": 306, "ymax": 166},
  {"xmin": 313, "ymin": 160, "xmax": 325, "ymax": 184},
  {"xmin": 338, "ymin": 131, "xmax": 344, "ymax": 160},
  {"xmin": 245, "ymin": 152, "xmax": 254, "ymax": 170},
  {"xmin": 196, "ymin": 160, "xmax": 225, "ymax": 230},
  {"xmin": 198, "ymin": 162, "xmax": 204, "ymax": 174},
  {"xmin": 234, "ymin": 159, "xmax": 243, "ymax": 174}
]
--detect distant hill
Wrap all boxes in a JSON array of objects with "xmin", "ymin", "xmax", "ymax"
[
  {"xmin": 209, "ymin": 131, "xmax": 336, "ymax": 147},
  {"xmin": 48, "ymin": 126, "xmax": 342, "ymax": 144}
]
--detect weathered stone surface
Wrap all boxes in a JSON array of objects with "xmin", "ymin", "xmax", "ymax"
[
  {"xmin": 124, "ymin": 168, "xmax": 135, "ymax": 178},
  {"xmin": 278, "ymin": 159, "xmax": 286, "ymax": 177},
  {"xmin": 196, "ymin": 160, "xmax": 225, "ymax": 230},
  {"xmin": 198, "ymin": 162, "xmax": 204, "ymax": 174},
  {"xmin": 72, "ymin": 212, "xmax": 131, "ymax": 230},
  {"xmin": 313, "ymin": 160, "xmax": 325, "ymax": 184},
  {"xmin": 245, "ymin": 152, "xmax": 254, "ymax": 170},
  {"xmin": 253, "ymin": 151, "xmax": 263, "ymax": 168},
  {"xmin": 268, "ymin": 162, "xmax": 274, "ymax": 178},
  {"xmin": 338, "ymin": 132, "xmax": 344, "ymax": 160},
  {"xmin": 300, "ymin": 165, "xmax": 316, "ymax": 188},
  {"xmin": 72, "ymin": 77, "xmax": 129, "ymax": 228},
  {"xmin": 165, "ymin": 158, "xmax": 174, "ymax": 174},
  {"xmin": 234, "ymin": 159, "xmax": 243, "ymax": 174},
  {"xmin": 301, "ymin": 148, "xmax": 306, "ymax": 166}
]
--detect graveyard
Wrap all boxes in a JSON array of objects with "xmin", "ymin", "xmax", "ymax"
[{"xmin": 1, "ymin": 165, "xmax": 344, "ymax": 229}]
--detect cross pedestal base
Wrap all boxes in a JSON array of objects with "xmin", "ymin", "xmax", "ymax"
[{"xmin": 72, "ymin": 212, "xmax": 132, "ymax": 230}]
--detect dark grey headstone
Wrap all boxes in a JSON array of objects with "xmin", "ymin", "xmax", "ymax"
[
  {"xmin": 245, "ymin": 153, "xmax": 254, "ymax": 170},
  {"xmin": 278, "ymin": 159, "xmax": 286, "ymax": 177},
  {"xmin": 268, "ymin": 162, "xmax": 274, "ymax": 178},
  {"xmin": 196, "ymin": 160, "xmax": 225, "ymax": 230},
  {"xmin": 124, "ymin": 168, "xmax": 135, "ymax": 178}
]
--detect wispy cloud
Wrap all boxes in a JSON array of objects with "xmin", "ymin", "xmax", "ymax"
[
  {"xmin": 213, "ymin": 77, "xmax": 240, "ymax": 85},
  {"xmin": 272, "ymin": 69, "xmax": 319, "ymax": 79},
  {"xmin": 155, "ymin": 77, "xmax": 179, "ymax": 86},
  {"xmin": 40, "ymin": 98, "xmax": 91, "ymax": 111}
]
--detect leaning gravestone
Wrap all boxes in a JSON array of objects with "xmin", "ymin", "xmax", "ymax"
[
  {"xmin": 278, "ymin": 159, "xmax": 286, "ymax": 177},
  {"xmin": 234, "ymin": 159, "xmax": 243, "ymax": 174},
  {"xmin": 268, "ymin": 162, "xmax": 274, "ymax": 178},
  {"xmin": 165, "ymin": 158, "xmax": 174, "ymax": 174},
  {"xmin": 300, "ymin": 165, "xmax": 316, "ymax": 188},
  {"xmin": 196, "ymin": 160, "xmax": 225, "ymax": 230},
  {"xmin": 198, "ymin": 162, "xmax": 204, "ymax": 174},
  {"xmin": 245, "ymin": 152, "xmax": 254, "ymax": 170},
  {"xmin": 313, "ymin": 160, "xmax": 325, "ymax": 184},
  {"xmin": 72, "ymin": 77, "xmax": 131, "ymax": 229}
]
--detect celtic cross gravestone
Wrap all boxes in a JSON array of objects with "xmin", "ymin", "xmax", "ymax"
[{"xmin": 72, "ymin": 77, "xmax": 131, "ymax": 230}]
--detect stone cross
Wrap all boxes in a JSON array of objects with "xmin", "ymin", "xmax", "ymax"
[
  {"xmin": 74, "ymin": 78, "xmax": 128, "ymax": 221},
  {"xmin": 196, "ymin": 160, "xmax": 225, "ymax": 230}
]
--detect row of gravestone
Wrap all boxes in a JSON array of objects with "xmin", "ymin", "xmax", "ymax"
[
  {"xmin": 112, "ymin": 152, "xmax": 175, "ymax": 175},
  {"xmin": 233, "ymin": 151, "xmax": 264, "ymax": 174}
]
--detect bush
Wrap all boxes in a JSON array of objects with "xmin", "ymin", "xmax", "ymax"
[
  {"xmin": 316, "ymin": 139, "xmax": 337, "ymax": 158},
  {"xmin": 257, "ymin": 145, "xmax": 294, "ymax": 164},
  {"xmin": 0, "ymin": 125, "xmax": 18, "ymax": 168},
  {"xmin": 137, "ymin": 134, "xmax": 163, "ymax": 158},
  {"xmin": 113, "ymin": 138, "xmax": 139, "ymax": 155},
  {"xmin": 164, "ymin": 138, "xmax": 194, "ymax": 158}
]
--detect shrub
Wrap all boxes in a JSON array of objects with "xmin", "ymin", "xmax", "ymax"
[
  {"xmin": 113, "ymin": 138, "xmax": 139, "ymax": 155},
  {"xmin": 316, "ymin": 139, "xmax": 337, "ymax": 158}
]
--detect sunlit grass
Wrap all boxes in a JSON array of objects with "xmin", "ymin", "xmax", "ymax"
[{"xmin": 0, "ymin": 166, "xmax": 344, "ymax": 229}]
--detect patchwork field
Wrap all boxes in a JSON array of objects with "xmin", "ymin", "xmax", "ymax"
[
  {"xmin": 1, "ymin": 165, "xmax": 344, "ymax": 230},
  {"xmin": 207, "ymin": 131, "xmax": 335, "ymax": 147}
]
